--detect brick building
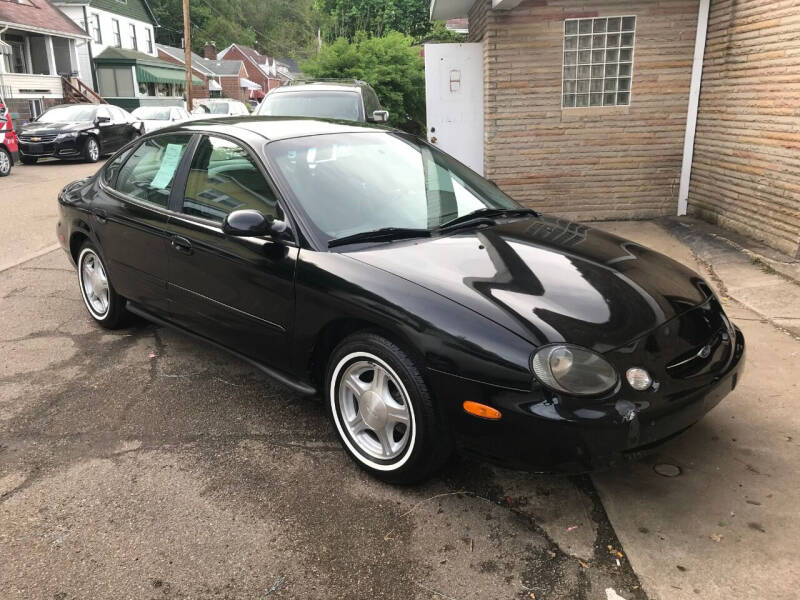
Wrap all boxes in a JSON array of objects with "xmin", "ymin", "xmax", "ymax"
[
  {"xmin": 428, "ymin": 0, "xmax": 800, "ymax": 257},
  {"xmin": 217, "ymin": 43, "xmax": 288, "ymax": 97},
  {"xmin": 156, "ymin": 44, "xmax": 253, "ymax": 106}
]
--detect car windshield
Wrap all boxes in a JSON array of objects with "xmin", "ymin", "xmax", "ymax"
[
  {"xmin": 257, "ymin": 92, "xmax": 361, "ymax": 121},
  {"xmin": 37, "ymin": 105, "xmax": 96, "ymax": 123},
  {"xmin": 198, "ymin": 103, "xmax": 229, "ymax": 115},
  {"xmin": 132, "ymin": 107, "xmax": 171, "ymax": 120},
  {"xmin": 267, "ymin": 132, "xmax": 520, "ymax": 245}
]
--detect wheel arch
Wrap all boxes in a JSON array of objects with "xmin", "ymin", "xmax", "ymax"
[{"xmin": 308, "ymin": 317, "xmax": 423, "ymax": 388}]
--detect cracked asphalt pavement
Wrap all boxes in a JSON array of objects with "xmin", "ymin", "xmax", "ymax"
[{"xmin": 1, "ymin": 162, "xmax": 798, "ymax": 599}]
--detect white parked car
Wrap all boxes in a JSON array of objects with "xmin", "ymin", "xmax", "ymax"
[
  {"xmin": 191, "ymin": 99, "xmax": 250, "ymax": 118},
  {"xmin": 131, "ymin": 106, "xmax": 191, "ymax": 134}
]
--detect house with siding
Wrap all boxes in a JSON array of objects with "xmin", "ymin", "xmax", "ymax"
[
  {"xmin": 93, "ymin": 46, "xmax": 200, "ymax": 110},
  {"xmin": 217, "ymin": 43, "xmax": 288, "ymax": 98},
  {"xmin": 0, "ymin": 0, "xmax": 90, "ymax": 121},
  {"xmin": 54, "ymin": 0, "xmax": 158, "ymax": 92},
  {"xmin": 157, "ymin": 43, "xmax": 258, "ymax": 105},
  {"xmin": 427, "ymin": 0, "xmax": 800, "ymax": 258}
]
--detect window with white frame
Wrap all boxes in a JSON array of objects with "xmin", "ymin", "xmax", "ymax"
[
  {"xmin": 145, "ymin": 28, "xmax": 153, "ymax": 54},
  {"xmin": 112, "ymin": 19, "xmax": 121, "ymax": 47},
  {"xmin": 562, "ymin": 16, "xmax": 635, "ymax": 108},
  {"xmin": 130, "ymin": 24, "xmax": 137, "ymax": 50},
  {"xmin": 91, "ymin": 14, "xmax": 102, "ymax": 44}
]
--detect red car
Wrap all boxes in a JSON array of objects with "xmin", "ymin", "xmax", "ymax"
[{"xmin": 0, "ymin": 102, "xmax": 19, "ymax": 176}]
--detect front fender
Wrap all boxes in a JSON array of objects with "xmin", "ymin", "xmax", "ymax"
[{"xmin": 293, "ymin": 251, "xmax": 535, "ymax": 391}]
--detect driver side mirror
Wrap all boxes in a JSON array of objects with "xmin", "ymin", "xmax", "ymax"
[
  {"xmin": 96, "ymin": 115, "xmax": 111, "ymax": 124},
  {"xmin": 370, "ymin": 110, "xmax": 389, "ymax": 123},
  {"xmin": 222, "ymin": 209, "xmax": 287, "ymax": 238}
]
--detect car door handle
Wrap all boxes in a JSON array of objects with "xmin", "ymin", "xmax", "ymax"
[
  {"xmin": 93, "ymin": 208, "xmax": 108, "ymax": 223},
  {"xmin": 171, "ymin": 235, "xmax": 193, "ymax": 255}
]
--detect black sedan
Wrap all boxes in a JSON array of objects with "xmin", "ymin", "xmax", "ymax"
[
  {"xmin": 19, "ymin": 103, "xmax": 141, "ymax": 164},
  {"xmin": 56, "ymin": 118, "xmax": 745, "ymax": 483}
]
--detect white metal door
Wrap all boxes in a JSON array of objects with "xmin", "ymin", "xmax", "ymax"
[{"xmin": 424, "ymin": 43, "xmax": 484, "ymax": 175}]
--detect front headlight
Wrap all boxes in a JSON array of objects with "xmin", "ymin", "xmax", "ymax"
[
  {"xmin": 531, "ymin": 344, "xmax": 618, "ymax": 396},
  {"xmin": 57, "ymin": 132, "xmax": 79, "ymax": 140}
]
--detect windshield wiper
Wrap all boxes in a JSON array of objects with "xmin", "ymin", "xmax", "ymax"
[
  {"xmin": 328, "ymin": 227, "xmax": 431, "ymax": 248},
  {"xmin": 437, "ymin": 207, "xmax": 539, "ymax": 231}
]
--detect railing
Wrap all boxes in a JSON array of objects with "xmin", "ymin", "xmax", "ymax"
[{"xmin": 62, "ymin": 76, "xmax": 107, "ymax": 104}]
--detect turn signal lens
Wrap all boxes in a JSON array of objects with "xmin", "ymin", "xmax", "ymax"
[
  {"xmin": 463, "ymin": 401, "xmax": 502, "ymax": 420},
  {"xmin": 626, "ymin": 367, "xmax": 653, "ymax": 391}
]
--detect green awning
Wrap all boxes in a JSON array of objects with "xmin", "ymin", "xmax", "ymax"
[{"xmin": 136, "ymin": 65, "xmax": 201, "ymax": 86}]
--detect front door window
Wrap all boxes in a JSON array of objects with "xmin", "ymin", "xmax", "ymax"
[{"xmin": 181, "ymin": 135, "xmax": 280, "ymax": 223}]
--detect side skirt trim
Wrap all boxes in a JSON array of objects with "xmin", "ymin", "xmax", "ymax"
[{"xmin": 126, "ymin": 302, "xmax": 317, "ymax": 396}]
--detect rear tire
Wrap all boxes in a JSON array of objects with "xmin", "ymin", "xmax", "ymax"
[
  {"xmin": 20, "ymin": 155, "xmax": 37, "ymax": 165},
  {"xmin": 83, "ymin": 136, "xmax": 100, "ymax": 163},
  {"xmin": 77, "ymin": 242, "xmax": 127, "ymax": 329},
  {"xmin": 325, "ymin": 332, "xmax": 452, "ymax": 484},
  {"xmin": 0, "ymin": 148, "xmax": 11, "ymax": 176}
]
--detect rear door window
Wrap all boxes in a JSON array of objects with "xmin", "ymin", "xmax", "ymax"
[{"xmin": 114, "ymin": 134, "xmax": 192, "ymax": 207}]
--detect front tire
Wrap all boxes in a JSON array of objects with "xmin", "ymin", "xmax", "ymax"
[
  {"xmin": 20, "ymin": 155, "xmax": 37, "ymax": 165},
  {"xmin": 0, "ymin": 148, "xmax": 11, "ymax": 176},
  {"xmin": 77, "ymin": 243, "xmax": 127, "ymax": 329},
  {"xmin": 83, "ymin": 136, "xmax": 100, "ymax": 163},
  {"xmin": 326, "ymin": 332, "xmax": 452, "ymax": 484}
]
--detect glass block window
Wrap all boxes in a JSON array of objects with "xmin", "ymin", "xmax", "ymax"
[{"xmin": 562, "ymin": 16, "xmax": 636, "ymax": 108}]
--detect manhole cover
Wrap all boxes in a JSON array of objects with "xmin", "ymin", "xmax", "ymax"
[{"xmin": 653, "ymin": 463, "xmax": 682, "ymax": 477}]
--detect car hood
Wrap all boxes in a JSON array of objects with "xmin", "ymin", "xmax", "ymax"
[
  {"xmin": 20, "ymin": 121, "xmax": 92, "ymax": 135},
  {"xmin": 347, "ymin": 216, "xmax": 711, "ymax": 352}
]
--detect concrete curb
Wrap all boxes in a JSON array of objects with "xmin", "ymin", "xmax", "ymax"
[
  {"xmin": 658, "ymin": 217, "xmax": 800, "ymax": 338},
  {"xmin": 0, "ymin": 244, "xmax": 60, "ymax": 274}
]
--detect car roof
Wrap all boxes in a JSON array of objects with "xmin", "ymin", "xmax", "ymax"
[
  {"xmin": 268, "ymin": 83, "xmax": 363, "ymax": 95},
  {"xmin": 172, "ymin": 116, "xmax": 386, "ymax": 141}
]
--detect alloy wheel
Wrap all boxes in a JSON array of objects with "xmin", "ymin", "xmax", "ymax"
[
  {"xmin": 87, "ymin": 138, "xmax": 99, "ymax": 161},
  {"xmin": 0, "ymin": 150, "xmax": 10, "ymax": 175},
  {"xmin": 79, "ymin": 249, "xmax": 110, "ymax": 318},
  {"xmin": 337, "ymin": 358, "xmax": 412, "ymax": 461}
]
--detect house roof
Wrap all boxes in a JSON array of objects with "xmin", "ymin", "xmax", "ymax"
[
  {"xmin": 429, "ymin": 0, "xmax": 475, "ymax": 20},
  {"xmin": 219, "ymin": 43, "xmax": 280, "ymax": 80},
  {"xmin": 0, "ymin": 0, "xmax": 90, "ymax": 38},
  {"xmin": 429, "ymin": 0, "xmax": 522, "ymax": 19},
  {"xmin": 197, "ymin": 57, "xmax": 243, "ymax": 76},
  {"xmin": 222, "ymin": 43, "xmax": 268, "ymax": 65},
  {"xmin": 276, "ymin": 57, "xmax": 301, "ymax": 75},
  {"xmin": 95, "ymin": 46, "xmax": 178, "ymax": 69},
  {"xmin": 55, "ymin": 0, "xmax": 157, "ymax": 26},
  {"xmin": 157, "ymin": 44, "xmax": 244, "ymax": 77}
]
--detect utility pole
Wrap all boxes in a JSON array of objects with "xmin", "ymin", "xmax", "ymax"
[{"xmin": 182, "ymin": 0, "xmax": 192, "ymax": 110}]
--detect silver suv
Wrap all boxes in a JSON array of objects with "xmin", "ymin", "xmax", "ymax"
[{"xmin": 253, "ymin": 80, "xmax": 389, "ymax": 123}]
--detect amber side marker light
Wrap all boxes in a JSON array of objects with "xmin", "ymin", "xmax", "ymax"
[{"xmin": 463, "ymin": 401, "xmax": 502, "ymax": 420}]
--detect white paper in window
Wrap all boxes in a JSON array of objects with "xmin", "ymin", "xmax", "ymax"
[{"xmin": 151, "ymin": 143, "xmax": 183, "ymax": 189}]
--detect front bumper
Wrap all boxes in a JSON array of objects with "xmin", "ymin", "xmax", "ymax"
[
  {"xmin": 19, "ymin": 136, "xmax": 84, "ymax": 159},
  {"xmin": 430, "ymin": 324, "xmax": 745, "ymax": 473}
]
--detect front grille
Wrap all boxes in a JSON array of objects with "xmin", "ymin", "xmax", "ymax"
[
  {"xmin": 666, "ymin": 325, "xmax": 732, "ymax": 379},
  {"xmin": 20, "ymin": 133, "xmax": 58, "ymax": 143}
]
